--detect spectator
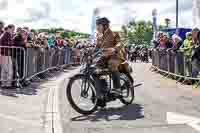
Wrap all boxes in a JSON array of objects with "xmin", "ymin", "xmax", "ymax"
[
  {"xmin": 158, "ymin": 34, "xmax": 166, "ymax": 50},
  {"xmin": 13, "ymin": 29, "xmax": 27, "ymax": 47},
  {"xmin": 0, "ymin": 25, "xmax": 14, "ymax": 46},
  {"xmin": 169, "ymin": 35, "xmax": 182, "ymax": 52},
  {"xmin": 181, "ymin": 32, "xmax": 193, "ymax": 55},
  {"xmin": 35, "ymin": 33, "xmax": 48, "ymax": 48},
  {"xmin": 65, "ymin": 39, "xmax": 70, "ymax": 47},
  {"xmin": 68, "ymin": 39, "xmax": 74, "ymax": 48},
  {"xmin": 23, "ymin": 27, "xmax": 30, "ymax": 33},
  {"xmin": 16, "ymin": 27, "xmax": 22, "ymax": 33},
  {"xmin": 152, "ymin": 32, "xmax": 162, "ymax": 49},
  {"xmin": 52, "ymin": 35, "xmax": 57, "ymax": 47},
  {"xmin": 13, "ymin": 29, "xmax": 27, "ymax": 84},
  {"xmin": 4, "ymin": 27, "xmax": 8, "ymax": 32},
  {"xmin": 181, "ymin": 32, "xmax": 193, "ymax": 76},
  {"xmin": 55, "ymin": 37, "xmax": 61, "ymax": 48},
  {"xmin": 0, "ymin": 24, "xmax": 15, "ymax": 88},
  {"xmin": 47, "ymin": 34, "xmax": 55, "ymax": 48},
  {"xmin": 34, "ymin": 37, "xmax": 42, "ymax": 48},
  {"xmin": 191, "ymin": 28, "xmax": 200, "ymax": 78},
  {"xmin": 0, "ymin": 21, "xmax": 4, "ymax": 36},
  {"xmin": 63, "ymin": 39, "xmax": 71, "ymax": 64},
  {"xmin": 27, "ymin": 31, "xmax": 34, "ymax": 42},
  {"xmin": 192, "ymin": 28, "xmax": 199, "ymax": 44},
  {"xmin": 172, "ymin": 29, "xmax": 182, "ymax": 44},
  {"xmin": 152, "ymin": 40, "xmax": 159, "ymax": 49},
  {"xmin": 41, "ymin": 36, "xmax": 48, "ymax": 48},
  {"xmin": 165, "ymin": 36, "xmax": 173, "ymax": 49},
  {"xmin": 157, "ymin": 32, "xmax": 163, "ymax": 41}
]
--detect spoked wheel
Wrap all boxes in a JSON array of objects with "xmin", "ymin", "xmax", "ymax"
[
  {"xmin": 119, "ymin": 74, "xmax": 135, "ymax": 105},
  {"xmin": 66, "ymin": 74, "xmax": 98, "ymax": 115}
]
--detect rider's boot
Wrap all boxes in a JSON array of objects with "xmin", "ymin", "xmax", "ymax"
[
  {"xmin": 97, "ymin": 98, "xmax": 106, "ymax": 108},
  {"xmin": 111, "ymin": 71, "xmax": 122, "ymax": 96},
  {"xmin": 93, "ymin": 75, "xmax": 107, "ymax": 108}
]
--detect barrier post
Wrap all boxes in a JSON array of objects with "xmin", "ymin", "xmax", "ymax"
[
  {"xmin": 174, "ymin": 51, "xmax": 178, "ymax": 75},
  {"xmin": 169, "ymin": 51, "xmax": 175, "ymax": 74},
  {"xmin": 167, "ymin": 51, "xmax": 170, "ymax": 73}
]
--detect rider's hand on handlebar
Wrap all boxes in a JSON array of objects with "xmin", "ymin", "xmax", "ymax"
[
  {"xmin": 103, "ymin": 48, "xmax": 116, "ymax": 56},
  {"xmin": 103, "ymin": 48, "xmax": 115, "ymax": 52}
]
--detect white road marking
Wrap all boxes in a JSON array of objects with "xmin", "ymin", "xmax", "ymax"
[
  {"xmin": 45, "ymin": 68, "xmax": 80, "ymax": 133},
  {"xmin": 53, "ymin": 82, "xmax": 63, "ymax": 133},
  {"xmin": 45, "ymin": 87, "xmax": 54, "ymax": 133},
  {"xmin": 0, "ymin": 113, "xmax": 41, "ymax": 127},
  {"xmin": 167, "ymin": 112, "xmax": 200, "ymax": 132},
  {"xmin": 45, "ymin": 75, "xmax": 67, "ymax": 133}
]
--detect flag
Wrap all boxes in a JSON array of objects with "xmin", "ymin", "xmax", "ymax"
[
  {"xmin": 91, "ymin": 8, "xmax": 100, "ymax": 40},
  {"xmin": 152, "ymin": 9, "xmax": 158, "ymax": 40}
]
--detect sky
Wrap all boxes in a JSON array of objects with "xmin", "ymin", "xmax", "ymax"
[{"xmin": 0, "ymin": 0, "xmax": 193, "ymax": 33}]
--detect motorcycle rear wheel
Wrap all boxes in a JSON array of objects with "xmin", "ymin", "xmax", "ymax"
[{"xmin": 119, "ymin": 74, "xmax": 135, "ymax": 105}]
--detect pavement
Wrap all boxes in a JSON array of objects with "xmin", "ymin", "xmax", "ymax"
[
  {"xmin": 0, "ymin": 68, "xmax": 76, "ymax": 133},
  {"xmin": 1, "ymin": 63, "xmax": 200, "ymax": 133},
  {"xmin": 60, "ymin": 63, "xmax": 200, "ymax": 133}
]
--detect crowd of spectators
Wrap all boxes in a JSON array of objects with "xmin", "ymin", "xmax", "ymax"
[
  {"xmin": 0, "ymin": 21, "xmax": 92, "ymax": 49},
  {"xmin": 153, "ymin": 29, "xmax": 181, "ymax": 51},
  {"xmin": 0, "ymin": 21, "xmax": 89, "ymax": 88},
  {"xmin": 153, "ymin": 27, "xmax": 200, "ymax": 78}
]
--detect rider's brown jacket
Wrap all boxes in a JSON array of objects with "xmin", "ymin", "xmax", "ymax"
[{"xmin": 96, "ymin": 29, "xmax": 125, "ymax": 71}]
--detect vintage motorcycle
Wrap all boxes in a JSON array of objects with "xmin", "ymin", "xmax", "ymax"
[{"xmin": 66, "ymin": 48, "xmax": 134, "ymax": 115}]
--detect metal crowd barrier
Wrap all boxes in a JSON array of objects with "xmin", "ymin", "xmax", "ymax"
[
  {"xmin": 0, "ymin": 46, "xmax": 26, "ymax": 82},
  {"xmin": 71, "ymin": 48, "xmax": 81, "ymax": 65},
  {"xmin": 0, "ymin": 46, "xmax": 78, "ymax": 87},
  {"xmin": 25, "ymin": 47, "xmax": 74, "ymax": 80},
  {"xmin": 151, "ymin": 49, "xmax": 200, "ymax": 87}
]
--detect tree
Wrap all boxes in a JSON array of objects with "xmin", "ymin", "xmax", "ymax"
[
  {"xmin": 121, "ymin": 19, "xmax": 153, "ymax": 47},
  {"xmin": 164, "ymin": 18, "xmax": 171, "ymax": 28},
  {"xmin": 37, "ymin": 28, "xmax": 90, "ymax": 39}
]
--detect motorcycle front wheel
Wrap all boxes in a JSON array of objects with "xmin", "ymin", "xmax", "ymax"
[{"xmin": 66, "ymin": 74, "xmax": 98, "ymax": 115}]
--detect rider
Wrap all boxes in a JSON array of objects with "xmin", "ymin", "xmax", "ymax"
[{"xmin": 94, "ymin": 17, "xmax": 125, "ymax": 102}]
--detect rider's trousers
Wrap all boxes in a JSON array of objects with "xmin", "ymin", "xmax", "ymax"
[
  {"xmin": 93, "ymin": 71, "xmax": 121, "ymax": 99},
  {"xmin": 112, "ymin": 71, "xmax": 121, "ymax": 89},
  {"xmin": 93, "ymin": 75, "xmax": 107, "ymax": 99}
]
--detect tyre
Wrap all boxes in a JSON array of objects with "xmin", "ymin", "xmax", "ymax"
[
  {"xmin": 119, "ymin": 74, "xmax": 135, "ymax": 105},
  {"xmin": 66, "ymin": 74, "xmax": 98, "ymax": 115}
]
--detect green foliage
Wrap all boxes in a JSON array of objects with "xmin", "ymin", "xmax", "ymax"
[
  {"xmin": 121, "ymin": 19, "xmax": 153, "ymax": 46},
  {"xmin": 60, "ymin": 31, "xmax": 89, "ymax": 39},
  {"xmin": 60, "ymin": 32, "xmax": 70, "ymax": 38},
  {"xmin": 38, "ymin": 27, "xmax": 65, "ymax": 33},
  {"xmin": 37, "ymin": 28, "xmax": 90, "ymax": 39}
]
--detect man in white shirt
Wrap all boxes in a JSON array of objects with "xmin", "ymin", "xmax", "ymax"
[{"xmin": 172, "ymin": 29, "xmax": 182, "ymax": 45}]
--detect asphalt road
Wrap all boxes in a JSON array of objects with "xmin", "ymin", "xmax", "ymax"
[{"xmin": 59, "ymin": 63, "xmax": 200, "ymax": 133}]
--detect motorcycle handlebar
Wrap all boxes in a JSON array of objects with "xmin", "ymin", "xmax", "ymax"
[{"xmin": 92, "ymin": 49, "xmax": 103, "ymax": 58}]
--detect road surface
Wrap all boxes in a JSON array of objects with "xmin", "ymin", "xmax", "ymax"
[{"xmin": 58, "ymin": 63, "xmax": 200, "ymax": 133}]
